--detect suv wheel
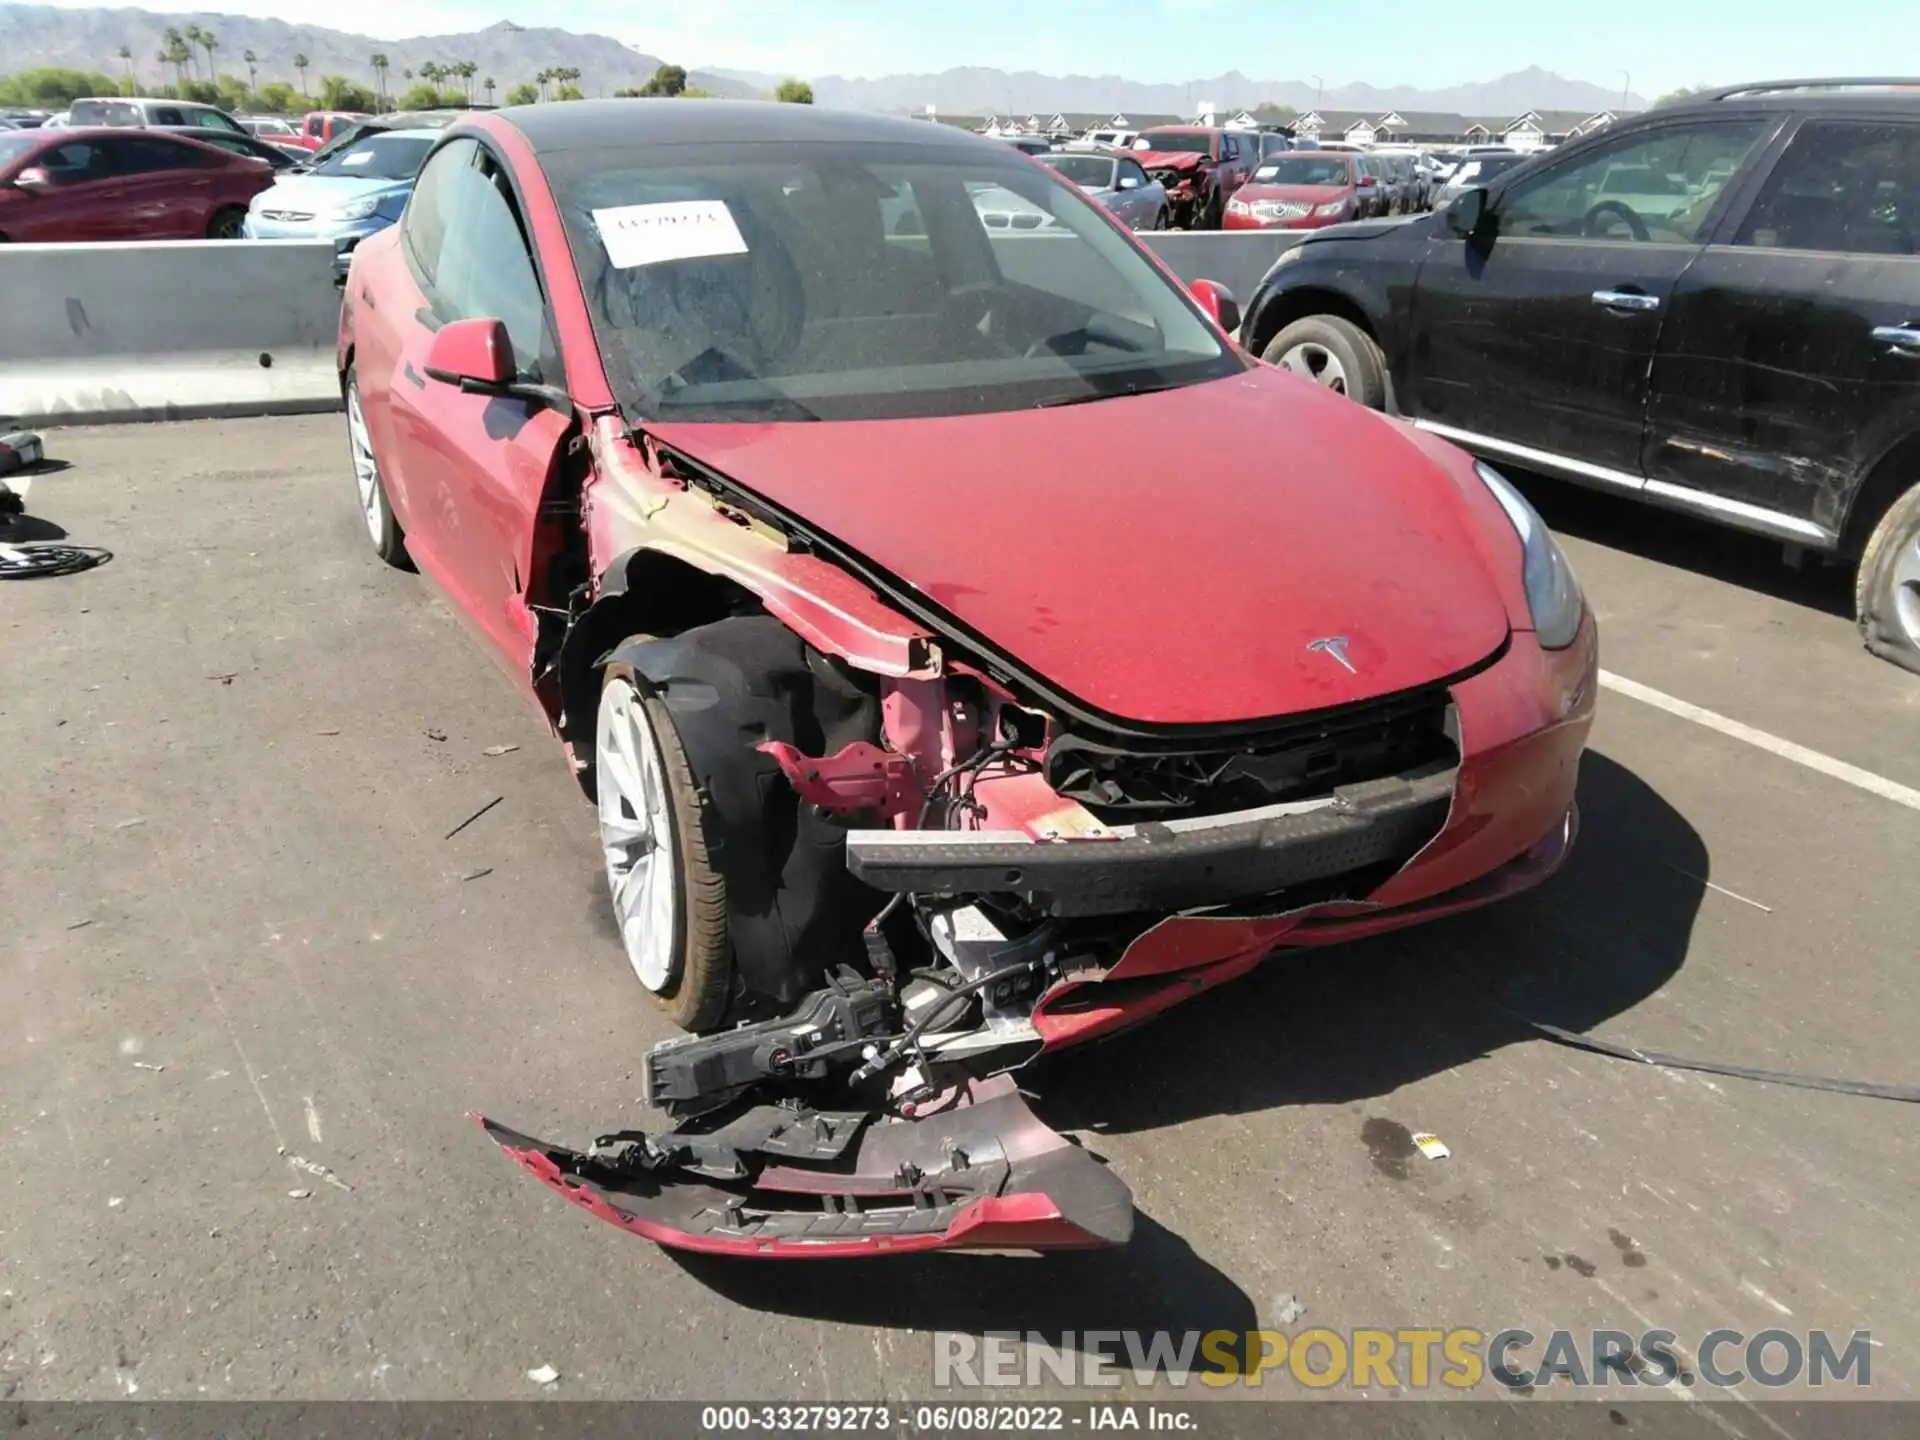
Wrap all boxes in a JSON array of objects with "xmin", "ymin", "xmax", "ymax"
[
  {"xmin": 1855, "ymin": 480, "xmax": 1920, "ymax": 675},
  {"xmin": 1262, "ymin": 316, "xmax": 1387, "ymax": 408}
]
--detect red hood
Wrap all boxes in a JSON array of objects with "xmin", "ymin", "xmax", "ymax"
[
  {"xmin": 1239, "ymin": 183, "xmax": 1353, "ymax": 203},
  {"xmin": 646, "ymin": 370, "xmax": 1511, "ymax": 726},
  {"xmin": 1132, "ymin": 150, "xmax": 1210, "ymax": 172}
]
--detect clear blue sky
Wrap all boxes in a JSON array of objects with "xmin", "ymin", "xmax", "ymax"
[{"xmin": 36, "ymin": 0, "xmax": 1910, "ymax": 100}]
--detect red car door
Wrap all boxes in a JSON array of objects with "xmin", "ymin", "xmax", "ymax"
[
  {"xmin": 5, "ymin": 136, "xmax": 131, "ymax": 241},
  {"xmin": 111, "ymin": 135, "xmax": 221, "ymax": 237},
  {"xmin": 376, "ymin": 140, "xmax": 568, "ymax": 678}
]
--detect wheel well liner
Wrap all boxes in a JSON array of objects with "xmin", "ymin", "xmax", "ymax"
[{"xmin": 601, "ymin": 616, "xmax": 882, "ymax": 1014}]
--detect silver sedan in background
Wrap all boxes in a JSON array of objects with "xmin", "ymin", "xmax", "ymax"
[{"xmin": 1038, "ymin": 150, "xmax": 1169, "ymax": 230}]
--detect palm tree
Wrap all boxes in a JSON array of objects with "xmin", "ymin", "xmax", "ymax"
[
  {"xmin": 200, "ymin": 29, "xmax": 219, "ymax": 83},
  {"xmin": 370, "ymin": 52, "xmax": 389, "ymax": 102},
  {"xmin": 484, "ymin": 75, "xmax": 495, "ymax": 104},
  {"xmin": 160, "ymin": 28, "xmax": 192, "ymax": 88},
  {"xmin": 183, "ymin": 25, "xmax": 205, "ymax": 78},
  {"xmin": 456, "ymin": 60, "xmax": 478, "ymax": 101},
  {"xmin": 243, "ymin": 49, "xmax": 257, "ymax": 90},
  {"xmin": 293, "ymin": 52, "xmax": 310, "ymax": 95},
  {"xmin": 115, "ymin": 43, "xmax": 135, "ymax": 92},
  {"xmin": 420, "ymin": 61, "xmax": 443, "ymax": 91}
]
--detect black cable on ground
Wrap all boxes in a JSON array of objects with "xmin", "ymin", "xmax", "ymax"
[
  {"xmin": 0, "ymin": 541, "xmax": 114, "ymax": 579},
  {"xmin": 1506, "ymin": 1010, "xmax": 1920, "ymax": 1105}
]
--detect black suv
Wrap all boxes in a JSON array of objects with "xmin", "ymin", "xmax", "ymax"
[{"xmin": 1239, "ymin": 80, "xmax": 1920, "ymax": 672}]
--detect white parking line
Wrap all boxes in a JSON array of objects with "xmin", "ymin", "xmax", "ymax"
[{"xmin": 1600, "ymin": 670, "xmax": 1920, "ymax": 814}]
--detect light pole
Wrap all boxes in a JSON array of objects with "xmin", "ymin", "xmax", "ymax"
[
  {"xmin": 1618, "ymin": 69, "xmax": 1631, "ymax": 109},
  {"xmin": 1309, "ymin": 74, "xmax": 1322, "ymax": 110}
]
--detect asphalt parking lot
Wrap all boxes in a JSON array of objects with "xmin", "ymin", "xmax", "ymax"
[{"xmin": 4, "ymin": 415, "xmax": 1918, "ymax": 1415}]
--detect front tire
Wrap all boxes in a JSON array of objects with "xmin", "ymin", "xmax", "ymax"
[
  {"xmin": 1855, "ymin": 480, "xmax": 1920, "ymax": 675},
  {"xmin": 344, "ymin": 369, "xmax": 411, "ymax": 569},
  {"xmin": 206, "ymin": 205, "xmax": 246, "ymax": 240},
  {"xmin": 1261, "ymin": 315, "xmax": 1387, "ymax": 408},
  {"xmin": 1151, "ymin": 207, "xmax": 1169, "ymax": 231},
  {"xmin": 595, "ymin": 665, "xmax": 732, "ymax": 1031}
]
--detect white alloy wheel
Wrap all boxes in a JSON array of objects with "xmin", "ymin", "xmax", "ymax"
[
  {"xmin": 346, "ymin": 382, "xmax": 384, "ymax": 544},
  {"xmin": 596, "ymin": 674, "xmax": 681, "ymax": 992}
]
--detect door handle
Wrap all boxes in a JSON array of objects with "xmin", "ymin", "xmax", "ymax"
[
  {"xmin": 1592, "ymin": 289, "xmax": 1661, "ymax": 313},
  {"xmin": 1870, "ymin": 325, "xmax": 1920, "ymax": 356}
]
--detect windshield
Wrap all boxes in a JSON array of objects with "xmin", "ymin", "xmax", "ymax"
[
  {"xmin": 1133, "ymin": 131, "xmax": 1211, "ymax": 155},
  {"xmin": 1251, "ymin": 156, "xmax": 1351, "ymax": 186},
  {"xmin": 314, "ymin": 133, "xmax": 432, "ymax": 179},
  {"xmin": 1040, "ymin": 153, "xmax": 1115, "ymax": 188},
  {"xmin": 1465, "ymin": 154, "xmax": 1526, "ymax": 183},
  {"xmin": 547, "ymin": 141, "xmax": 1238, "ymax": 424}
]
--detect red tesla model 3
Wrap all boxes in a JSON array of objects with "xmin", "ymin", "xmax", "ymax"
[{"xmin": 338, "ymin": 100, "xmax": 1598, "ymax": 1257}]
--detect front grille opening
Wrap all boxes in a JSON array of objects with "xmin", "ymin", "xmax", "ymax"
[{"xmin": 1047, "ymin": 687, "xmax": 1457, "ymax": 821}]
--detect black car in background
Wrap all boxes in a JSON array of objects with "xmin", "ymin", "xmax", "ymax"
[{"xmin": 1241, "ymin": 80, "xmax": 1920, "ymax": 672}]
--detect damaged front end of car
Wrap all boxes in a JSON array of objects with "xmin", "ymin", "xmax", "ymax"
[{"xmin": 482, "ymin": 417, "xmax": 1592, "ymax": 1258}]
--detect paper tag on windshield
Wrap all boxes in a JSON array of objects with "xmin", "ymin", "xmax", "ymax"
[
  {"xmin": 593, "ymin": 200, "xmax": 749, "ymax": 269},
  {"xmin": 340, "ymin": 151, "xmax": 373, "ymax": 166}
]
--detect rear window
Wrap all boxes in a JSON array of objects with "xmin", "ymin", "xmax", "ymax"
[
  {"xmin": 1041, "ymin": 154, "xmax": 1115, "ymax": 187},
  {"xmin": 1253, "ymin": 156, "xmax": 1351, "ymax": 186},
  {"xmin": 69, "ymin": 99, "xmax": 142, "ymax": 127}
]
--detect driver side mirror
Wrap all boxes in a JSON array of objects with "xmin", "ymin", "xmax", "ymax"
[
  {"xmin": 1444, "ymin": 187, "xmax": 1490, "ymax": 240},
  {"xmin": 12, "ymin": 166, "xmax": 55, "ymax": 190},
  {"xmin": 1189, "ymin": 278, "xmax": 1242, "ymax": 337},
  {"xmin": 1117, "ymin": 174, "xmax": 1140, "ymax": 190},
  {"xmin": 424, "ymin": 317, "xmax": 514, "ymax": 389}
]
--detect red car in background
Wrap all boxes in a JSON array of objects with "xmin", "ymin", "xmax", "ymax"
[
  {"xmin": 290, "ymin": 111, "xmax": 366, "ymax": 151},
  {"xmin": 0, "ymin": 127, "xmax": 273, "ymax": 241},
  {"xmin": 338, "ymin": 101, "xmax": 1596, "ymax": 1258},
  {"xmin": 1127, "ymin": 124, "xmax": 1257, "ymax": 228},
  {"xmin": 1224, "ymin": 150, "xmax": 1382, "ymax": 230}
]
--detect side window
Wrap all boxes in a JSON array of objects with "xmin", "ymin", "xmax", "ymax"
[
  {"xmin": 1221, "ymin": 134, "xmax": 1240, "ymax": 160},
  {"xmin": 431, "ymin": 150, "xmax": 552, "ymax": 375},
  {"xmin": 119, "ymin": 137, "xmax": 215, "ymax": 173},
  {"xmin": 1734, "ymin": 120, "xmax": 1920, "ymax": 256},
  {"xmin": 1497, "ymin": 119, "xmax": 1772, "ymax": 243},
  {"xmin": 41, "ymin": 141, "xmax": 108, "ymax": 180},
  {"xmin": 878, "ymin": 178, "xmax": 926, "ymax": 239},
  {"xmin": 305, "ymin": 115, "xmax": 322, "ymax": 138},
  {"xmin": 152, "ymin": 107, "xmax": 185, "ymax": 126},
  {"xmin": 401, "ymin": 138, "xmax": 476, "ymax": 286}
]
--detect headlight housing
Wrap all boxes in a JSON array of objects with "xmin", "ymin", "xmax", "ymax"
[
  {"xmin": 1474, "ymin": 462, "xmax": 1584, "ymax": 648},
  {"xmin": 327, "ymin": 194, "xmax": 384, "ymax": 222},
  {"xmin": 1314, "ymin": 198, "xmax": 1348, "ymax": 216}
]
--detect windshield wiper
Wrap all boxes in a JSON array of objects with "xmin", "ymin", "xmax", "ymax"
[{"xmin": 1035, "ymin": 380, "xmax": 1185, "ymax": 410}]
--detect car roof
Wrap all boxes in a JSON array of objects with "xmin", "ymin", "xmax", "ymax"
[
  {"xmin": 1678, "ymin": 78, "xmax": 1920, "ymax": 111},
  {"xmin": 497, "ymin": 98, "xmax": 997, "ymax": 157},
  {"xmin": 339, "ymin": 127, "xmax": 443, "ymax": 142}
]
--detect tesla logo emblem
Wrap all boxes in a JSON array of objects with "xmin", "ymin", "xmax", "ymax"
[{"xmin": 1307, "ymin": 636, "xmax": 1357, "ymax": 673}]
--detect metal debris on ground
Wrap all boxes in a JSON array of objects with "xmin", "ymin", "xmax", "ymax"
[
  {"xmin": 287, "ymin": 1156, "xmax": 353, "ymax": 1192},
  {"xmin": 113, "ymin": 818, "xmax": 147, "ymax": 830},
  {"xmin": 444, "ymin": 795, "xmax": 504, "ymax": 841},
  {"xmin": 527, "ymin": 1365, "xmax": 559, "ymax": 1387},
  {"xmin": 460, "ymin": 867, "xmax": 494, "ymax": 882},
  {"xmin": 131, "ymin": 1062, "xmax": 166, "ymax": 1073},
  {"xmin": 66, "ymin": 919, "xmax": 93, "ymax": 931},
  {"xmin": 1412, "ymin": 1131, "xmax": 1451, "ymax": 1160},
  {"xmin": 1272, "ymin": 1294, "xmax": 1306, "ymax": 1325},
  {"xmin": 207, "ymin": 672, "xmax": 238, "ymax": 685},
  {"xmin": 482, "ymin": 744, "xmax": 519, "ymax": 756},
  {"xmin": 315, "ymin": 728, "xmax": 341, "ymax": 736},
  {"xmin": 287, "ymin": 1189, "xmax": 312, "ymax": 1200},
  {"xmin": 1664, "ymin": 862, "xmax": 1773, "ymax": 913},
  {"xmin": 425, "ymin": 728, "xmax": 448, "ymax": 742},
  {"xmin": 108, "ymin": 1197, "xmax": 124, "ymax": 1209}
]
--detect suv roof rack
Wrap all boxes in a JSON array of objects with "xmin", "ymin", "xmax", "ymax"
[{"xmin": 1699, "ymin": 78, "xmax": 1920, "ymax": 101}]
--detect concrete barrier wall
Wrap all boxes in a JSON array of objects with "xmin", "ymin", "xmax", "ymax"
[
  {"xmin": 1138, "ymin": 230, "xmax": 1307, "ymax": 301},
  {"xmin": 0, "ymin": 231, "xmax": 1302, "ymax": 427},
  {"xmin": 0, "ymin": 240, "xmax": 343, "ymax": 426}
]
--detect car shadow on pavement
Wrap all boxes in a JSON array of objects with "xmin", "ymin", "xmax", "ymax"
[
  {"xmin": 671, "ymin": 1206, "xmax": 1259, "ymax": 1341},
  {"xmin": 1516, "ymin": 470, "xmax": 1854, "ymax": 619},
  {"xmin": 1031, "ymin": 747, "xmax": 1705, "ymax": 1133},
  {"xmin": 0, "ymin": 514, "xmax": 69, "ymax": 543}
]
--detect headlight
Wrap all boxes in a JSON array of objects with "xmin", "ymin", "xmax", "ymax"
[
  {"xmin": 1314, "ymin": 199, "xmax": 1348, "ymax": 216},
  {"xmin": 1474, "ymin": 462, "xmax": 1584, "ymax": 648},
  {"xmin": 327, "ymin": 195, "xmax": 383, "ymax": 222}
]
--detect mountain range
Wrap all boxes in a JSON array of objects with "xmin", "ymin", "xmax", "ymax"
[
  {"xmin": 716, "ymin": 64, "xmax": 1646, "ymax": 118},
  {"xmin": 0, "ymin": 5, "xmax": 757, "ymax": 98},
  {"xmin": 1, "ymin": 4, "xmax": 1646, "ymax": 116}
]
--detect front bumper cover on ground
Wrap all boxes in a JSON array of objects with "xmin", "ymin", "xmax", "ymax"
[{"xmin": 479, "ymin": 1075, "xmax": 1132, "ymax": 1258}]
